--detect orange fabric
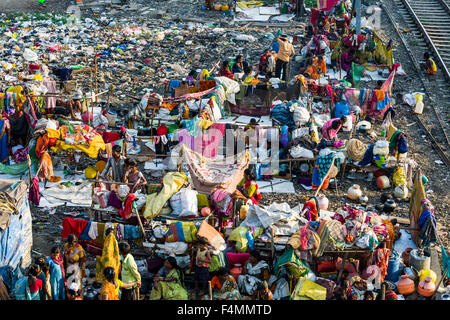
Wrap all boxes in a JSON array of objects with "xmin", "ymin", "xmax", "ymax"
[
  {"xmin": 382, "ymin": 219, "xmax": 395, "ymax": 250},
  {"xmin": 159, "ymin": 102, "xmax": 178, "ymax": 111},
  {"xmin": 210, "ymin": 276, "xmax": 222, "ymax": 290},
  {"xmin": 39, "ymin": 152, "xmax": 53, "ymax": 180},
  {"xmin": 305, "ymin": 58, "xmax": 327, "ymax": 80},
  {"xmin": 36, "ymin": 134, "xmax": 49, "ymax": 159},
  {"xmin": 374, "ymin": 90, "xmax": 385, "ymax": 102}
]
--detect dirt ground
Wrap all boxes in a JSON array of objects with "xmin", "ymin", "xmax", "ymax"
[{"xmin": 7, "ymin": 0, "xmax": 447, "ymax": 298}]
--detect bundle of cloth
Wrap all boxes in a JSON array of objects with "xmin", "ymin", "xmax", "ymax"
[{"xmin": 270, "ymin": 101, "xmax": 296, "ymax": 128}]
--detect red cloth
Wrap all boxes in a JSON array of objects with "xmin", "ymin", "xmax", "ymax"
[
  {"xmin": 99, "ymin": 131, "xmax": 121, "ymax": 143},
  {"xmin": 61, "ymin": 217, "xmax": 89, "ymax": 239},
  {"xmin": 29, "ymin": 278, "xmax": 42, "ymax": 293},
  {"xmin": 156, "ymin": 124, "xmax": 169, "ymax": 136},
  {"xmin": 310, "ymin": 8, "xmax": 320, "ymax": 27},
  {"xmin": 119, "ymin": 193, "xmax": 136, "ymax": 220},
  {"xmin": 28, "ymin": 175, "xmax": 40, "ymax": 206},
  {"xmin": 219, "ymin": 68, "xmax": 234, "ymax": 79},
  {"xmin": 226, "ymin": 252, "xmax": 250, "ymax": 267}
]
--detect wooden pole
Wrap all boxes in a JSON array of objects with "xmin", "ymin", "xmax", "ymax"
[
  {"xmin": 134, "ymin": 208, "xmax": 146, "ymax": 239},
  {"xmin": 208, "ymin": 281, "xmax": 213, "ymax": 300}
]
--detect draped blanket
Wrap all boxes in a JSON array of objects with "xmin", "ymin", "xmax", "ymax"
[{"xmin": 181, "ymin": 145, "xmax": 249, "ymax": 194}]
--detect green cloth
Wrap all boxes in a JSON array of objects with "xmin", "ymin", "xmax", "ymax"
[
  {"xmin": 197, "ymin": 194, "xmax": 210, "ymax": 208},
  {"xmin": 0, "ymin": 144, "xmax": 37, "ymax": 175},
  {"xmin": 352, "ymin": 62, "xmax": 366, "ymax": 88},
  {"xmin": 274, "ymin": 247, "xmax": 309, "ymax": 278},
  {"xmin": 389, "ymin": 130, "xmax": 402, "ymax": 153},
  {"xmin": 121, "ymin": 254, "xmax": 141, "ymax": 288}
]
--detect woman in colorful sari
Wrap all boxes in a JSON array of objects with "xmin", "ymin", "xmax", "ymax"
[
  {"xmin": 202, "ymin": 267, "xmax": 241, "ymax": 300},
  {"xmin": 305, "ymin": 55, "xmax": 327, "ymax": 80},
  {"xmin": 100, "ymin": 267, "xmax": 139, "ymax": 300},
  {"xmin": 46, "ymin": 246, "xmax": 66, "ymax": 300},
  {"xmin": 238, "ymin": 169, "xmax": 262, "ymax": 205},
  {"xmin": 14, "ymin": 265, "xmax": 41, "ymax": 300},
  {"xmin": 150, "ymin": 257, "xmax": 188, "ymax": 300},
  {"xmin": 96, "ymin": 228, "xmax": 120, "ymax": 284},
  {"xmin": 64, "ymin": 234, "xmax": 86, "ymax": 295}
]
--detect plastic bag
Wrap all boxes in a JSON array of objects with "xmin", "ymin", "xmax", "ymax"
[
  {"xmin": 23, "ymin": 48, "xmax": 38, "ymax": 62},
  {"xmin": 180, "ymin": 188, "xmax": 198, "ymax": 216},
  {"xmin": 290, "ymin": 146, "xmax": 314, "ymax": 159},
  {"xmin": 170, "ymin": 190, "xmax": 183, "ymax": 215},
  {"xmin": 393, "ymin": 167, "xmax": 407, "ymax": 186}
]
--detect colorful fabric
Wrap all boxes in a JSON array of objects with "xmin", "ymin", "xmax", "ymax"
[
  {"xmin": 312, "ymin": 153, "xmax": 340, "ymax": 186},
  {"xmin": 165, "ymin": 221, "xmax": 198, "ymax": 243},
  {"xmin": 375, "ymin": 248, "xmax": 390, "ymax": 279},
  {"xmin": 149, "ymin": 269, "xmax": 188, "ymax": 300},
  {"xmin": 119, "ymin": 193, "xmax": 136, "ymax": 220},
  {"xmin": 14, "ymin": 277, "xmax": 40, "ymax": 300},
  {"xmin": 95, "ymin": 233, "xmax": 120, "ymax": 283},
  {"xmin": 202, "ymin": 275, "xmax": 241, "ymax": 300},
  {"xmin": 28, "ymin": 175, "xmax": 40, "ymax": 206},
  {"xmin": 61, "ymin": 217, "xmax": 89, "ymax": 239}
]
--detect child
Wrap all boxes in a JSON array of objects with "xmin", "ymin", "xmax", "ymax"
[
  {"xmin": 46, "ymin": 246, "xmax": 66, "ymax": 300},
  {"xmin": 67, "ymin": 282, "xmax": 83, "ymax": 300},
  {"xmin": 35, "ymin": 258, "xmax": 51, "ymax": 300},
  {"xmin": 238, "ymin": 169, "xmax": 262, "ymax": 205},
  {"xmin": 194, "ymin": 237, "xmax": 211, "ymax": 298},
  {"xmin": 123, "ymin": 159, "xmax": 147, "ymax": 193}
]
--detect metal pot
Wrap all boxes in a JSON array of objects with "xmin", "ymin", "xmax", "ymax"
[{"xmin": 383, "ymin": 199, "xmax": 397, "ymax": 212}]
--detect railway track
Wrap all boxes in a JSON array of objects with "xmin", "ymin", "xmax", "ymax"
[{"xmin": 381, "ymin": 0, "xmax": 450, "ymax": 167}]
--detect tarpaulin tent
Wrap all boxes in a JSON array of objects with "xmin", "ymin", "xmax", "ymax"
[{"xmin": 0, "ymin": 180, "xmax": 32, "ymax": 296}]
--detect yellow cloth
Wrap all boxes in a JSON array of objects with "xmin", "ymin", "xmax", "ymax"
[
  {"xmin": 236, "ymin": 1, "xmax": 263, "ymax": 8},
  {"xmin": 198, "ymin": 119, "xmax": 214, "ymax": 130},
  {"xmin": 386, "ymin": 122, "xmax": 398, "ymax": 142},
  {"xmin": 143, "ymin": 172, "xmax": 188, "ymax": 220},
  {"xmin": 100, "ymin": 279, "xmax": 123, "ymax": 300},
  {"xmin": 51, "ymin": 134, "xmax": 106, "ymax": 158},
  {"xmin": 228, "ymin": 226, "xmax": 262, "ymax": 253},
  {"xmin": 95, "ymin": 233, "xmax": 120, "ymax": 283},
  {"xmin": 46, "ymin": 128, "xmax": 60, "ymax": 139},
  {"xmin": 292, "ymin": 277, "xmax": 327, "ymax": 300},
  {"xmin": 374, "ymin": 34, "xmax": 394, "ymax": 66}
]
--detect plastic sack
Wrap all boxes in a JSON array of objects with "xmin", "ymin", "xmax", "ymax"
[
  {"xmin": 23, "ymin": 48, "xmax": 38, "ymax": 62},
  {"xmin": 290, "ymin": 146, "xmax": 314, "ymax": 159},
  {"xmin": 393, "ymin": 167, "xmax": 407, "ymax": 187},
  {"xmin": 292, "ymin": 128, "xmax": 309, "ymax": 140},
  {"xmin": 170, "ymin": 190, "xmax": 183, "ymax": 215},
  {"xmin": 180, "ymin": 188, "xmax": 198, "ymax": 216},
  {"xmin": 291, "ymin": 105, "xmax": 310, "ymax": 125}
]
